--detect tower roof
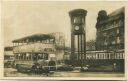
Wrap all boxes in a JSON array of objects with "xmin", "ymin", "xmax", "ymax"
[{"xmin": 69, "ymin": 9, "xmax": 87, "ymax": 17}]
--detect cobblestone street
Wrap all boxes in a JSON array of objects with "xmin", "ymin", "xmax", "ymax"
[{"xmin": 4, "ymin": 68, "xmax": 124, "ymax": 77}]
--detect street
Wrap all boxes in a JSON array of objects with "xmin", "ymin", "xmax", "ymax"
[{"xmin": 4, "ymin": 68, "xmax": 124, "ymax": 77}]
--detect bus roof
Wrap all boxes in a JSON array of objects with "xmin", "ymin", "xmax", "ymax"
[{"xmin": 12, "ymin": 34, "xmax": 55, "ymax": 43}]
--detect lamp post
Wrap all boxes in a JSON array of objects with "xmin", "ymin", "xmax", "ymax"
[{"xmin": 69, "ymin": 9, "xmax": 87, "ymax": 67}]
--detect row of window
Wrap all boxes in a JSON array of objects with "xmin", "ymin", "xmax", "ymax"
[
  {"xmin": 15, "ymin": 53, "xmax": 48, "ymax": 61},
  {"xmin": 100, "ymin": 19, "xmax": 124, "ymax": 30},
  {"xmin": 76, "ymin": 52, "xmax": 124, "ymax": 60},
  {"xmin": 103, "ymin": 29, "xmax": 124, "ymax": 37},
  {"xmin": 104, "ymin": 36, "xmax": 123, "ymax": 45}
]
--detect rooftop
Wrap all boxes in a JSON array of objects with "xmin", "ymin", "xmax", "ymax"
[
  {"xmin": 96, "ymin": 7, "xmax": 124, "ymax": 26},
  {"xmin": 69, "ymin": 9, "xmax": 87, "ymax": 17},
  {"xmin": 12, "ymin": 34, "xmax": 55, "ymax": 43},
  {"xmin": 109, "ymin": 7, "xmax": 124, "ymax": 17}
]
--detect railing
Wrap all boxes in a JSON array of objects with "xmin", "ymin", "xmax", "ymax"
[
  {"xmin": 74, "ymin": 50, "xmax": 124, "ymax": 60},
  {"xmin": 86, "ymin": 52, "xmax": 124, "ymax": 59}
]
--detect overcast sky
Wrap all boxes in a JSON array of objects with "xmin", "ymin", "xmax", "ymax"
[{"xmin": 2, "ymin": 1, "xmax": 124, "ymax": 47}]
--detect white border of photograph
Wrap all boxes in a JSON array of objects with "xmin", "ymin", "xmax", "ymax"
[{"xmin": 0, "ymin": 1, "xmax": 128, "ymax": 80}]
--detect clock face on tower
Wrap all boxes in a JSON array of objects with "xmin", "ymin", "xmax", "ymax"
[{"xmin": 75, "ymin": 26, "xmax": 80, "ymax": 30}]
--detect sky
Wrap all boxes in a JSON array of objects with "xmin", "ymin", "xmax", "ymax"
[{"xmin": 2, "ymin": 1, "xmax": 124, "ymax": 47}]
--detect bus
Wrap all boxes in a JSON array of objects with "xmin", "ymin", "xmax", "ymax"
[{"xmin": 12, "ymin": 34, "xmax": 60, "ymax": 73}]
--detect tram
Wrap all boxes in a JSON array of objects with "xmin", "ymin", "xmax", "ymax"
[
  {"xmin": 71, "ymin": 50, "xmax": 124, "ymax": 72},
  {"xmin": 12, "ymin": 34, "xmax": 58, "ymax": 73},
  {"xmin": 85, "ymin": 50, "xmax": 124, "ymax": 65}
]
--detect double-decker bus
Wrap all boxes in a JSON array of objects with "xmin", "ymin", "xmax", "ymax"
[{"xmin": 12, "ymin": 34, "xmax": 61, "ymax": 73}]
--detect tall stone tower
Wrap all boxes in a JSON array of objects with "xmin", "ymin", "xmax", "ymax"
[{"xmin": 69, "ymin": 9, "xmax": 87, "ymax": 66}]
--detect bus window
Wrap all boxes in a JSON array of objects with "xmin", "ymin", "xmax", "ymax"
[
  {"xmin": 21, "ymin": 54, "xmax": 23, "ymax": 60},
  {"xmin": 16, "ymin": 54, "xmax": 18, "ymax": 60},
  {"xmin": 26, "ymin": 53, "xmax": 30, "ymax": 60},
  {"xmin": 24, "ymin": 53, "xmax": 26, "ymax": 60},
  {"xmin": 33, "ymin": 54, "xmax": 38, "ymax": 61},
  {"xmin": 29, "ymin": 54, "xmax": 31, "ymax": 60},
  {"xmin": 44, "ymin": 53, "xmax": 48, "ymax": 60},
  {"xmin": 38, "ymin": 54, "xmax": 43, "ymax": 60}
]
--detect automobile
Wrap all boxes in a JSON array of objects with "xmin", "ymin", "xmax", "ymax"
[
  {"xmin": 57, "ymin": 65, "xmax": 73, "ymax": 71},
  {"xmin": 80, "ymin": 65, "xmax": 90, "ymax": 72},
  {"xmin": 16, "ymin": 64, "xmax": 32, "ymax": 73}
]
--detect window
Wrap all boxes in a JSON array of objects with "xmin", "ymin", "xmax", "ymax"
[
  {"xmin": 82, "ymin": 18, "xmax": 85, "ymax": 24},
  {"xmin": 119, "ymin": 20, "xmax": 122, "ymax": 26},
  {"xmin": 29, "ymin": 54, "xmax": 31, "ymax": 60},
  {"xmin": 114, "ymin": 21, "xmax": 116, "ymax": 26},
  {"xmin": 117, "ymin": 29, "xmax": 119, "ymax": 34},
  {"xmin": 18, "ymin": 54, "xmax": 21, "ymax": 60},
  {"xmin": 104, "ymin": 40, "xmax": 107, "ymax": 45},
  {"xmin": 74, "ymin": 17, "xmax": 82, "ymax": 24},
  {"xmin": 16, "ymin": 54, "xmax": 18, "ymax": 59},
  {"xmin": 26, "ymin": 53, "xmax": 29, "ymax": 60},
  {"xmin": 33, "ymin": 54, "xmax": 38, "ymax": 61},
  {"xmin": 112, "ymin": 40, "xmax": 116, "ymax": 44},
  {"xmin": 117, "ymin": 37, "xmax": 120, "ymax": 44},
  {"xmin": 111, "ymin": 23, "xmax": 114, "ymax": 27},
  {"xmin": 103, "ymin": 33, "xmax": 107, "ymax": 36},
  {"xmin": 115, "ymin": 21, "xmax": 118, "ymax": 26},
  {"xmin": 38, "ymin": 54, "xmax": 43, "ymax": 59},
  {"xmin": 44, "ymin": 53, "xmax": 48, "ymax": 60},
  {"xmin": 25, "ymin": 54, "xmax": 27, "ymax": 60}
]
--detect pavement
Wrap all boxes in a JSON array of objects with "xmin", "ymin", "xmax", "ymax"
[{"xmin": 4, "ymin": 68, "xmax": 124, "ymax": 77}]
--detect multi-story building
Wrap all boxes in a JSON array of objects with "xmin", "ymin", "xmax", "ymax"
[{"xmin": 96, "ymin": 7, "xmax": 124, "ymax": 51}]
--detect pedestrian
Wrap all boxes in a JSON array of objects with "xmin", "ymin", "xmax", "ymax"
[{"xmin": 113, "ymin": 63, "xmax": 116, "ymax": 71}]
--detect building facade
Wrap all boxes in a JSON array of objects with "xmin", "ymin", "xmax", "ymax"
[{"xmin": 96, "ymin": 7, "xmax": 124, "ymax": 51}]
